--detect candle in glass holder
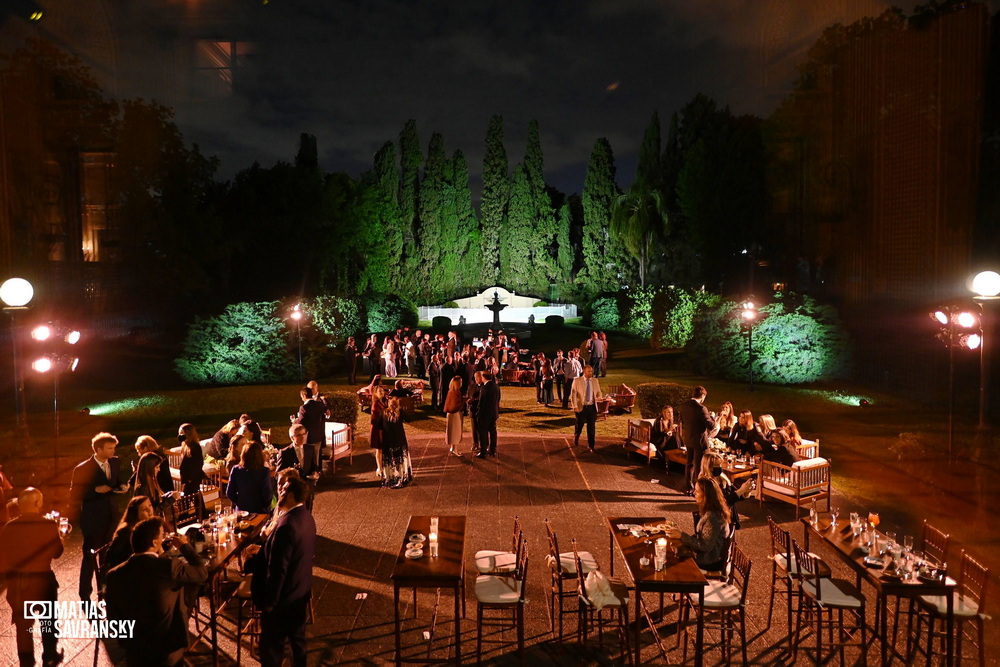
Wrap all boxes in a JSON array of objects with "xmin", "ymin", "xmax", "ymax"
[
  {"xmin": 655, "ymin": 538, "xmax": 667, "ymax": 571},
  {"xmin": 429, "ymin": 531, "xmax": 439, "ymax": 558}
]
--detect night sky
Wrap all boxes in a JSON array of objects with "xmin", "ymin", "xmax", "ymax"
[{"xmin": 26, "ymin": 0, "xmax": 1000, "ymax": 194}]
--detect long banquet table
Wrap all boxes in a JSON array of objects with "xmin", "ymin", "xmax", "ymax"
[
  {"xmin": 390, "ymin": 515, "xmax": 466, "ymax": 666},
  {"xmin": 608, "ymin": 516, "xmax": 709, "ymax": 666},
  {"xmin": 800, "ymin": 516, "xmax": 957, "ymax": 666}
]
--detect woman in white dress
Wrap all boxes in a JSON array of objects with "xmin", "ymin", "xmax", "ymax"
[
  {"xmin": 382, "ymin": 336, "xmax": 397, "ymax": 378},
  {"xmin": 443, "ymin": 376, "xmax": 464, "ymax": 456}
]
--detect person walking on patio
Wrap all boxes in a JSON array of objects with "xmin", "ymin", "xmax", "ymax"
[{"xmin": 570, "ymin": 364, "xmax": 602, "ymax": 451}]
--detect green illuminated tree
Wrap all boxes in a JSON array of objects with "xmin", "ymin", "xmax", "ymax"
[
  {"xmin": 444, "ymin": 150, "xmax": 481, "ymax": 294},
  {"xmin": 579, "ymin": 138, "xmax": 623, "ymax": 293},
  {"xmin": 610, "ymin": 186, "xmax": 668, "ymax": 288},
  {"xmin": 416, "ymin": 133, "xmax": 447, "ymax": 296},
  {"xmin": 480, "ymin": 115, "xmax": 508, "ymax": 285},
  {"xmin": 398, "ymin": 119, "xmax": 422, "ymax": 278},
  {"xmin": 499, "ymin": 164, "xmax": 536, "ymax": 292}
]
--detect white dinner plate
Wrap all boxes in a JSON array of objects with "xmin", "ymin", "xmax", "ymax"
[
  {"xmin": 408, "ymin": 533, "xmax": 426, "ymax": 543},
  {"xmin": 405, "ymin": 548, "xmax": 424, "ymax": 559}
]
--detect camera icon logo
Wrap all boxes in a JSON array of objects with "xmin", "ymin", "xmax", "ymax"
[{"xmin": 23, "ymin": 601, "xmax": 52, "ymax": 620}]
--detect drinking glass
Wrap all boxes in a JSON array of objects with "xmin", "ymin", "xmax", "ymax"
[
  {"xmin": 830, "ymin": 507, "xmax": 840, "ymax": 528},
  {"xmin": 885, "ymin": 531, "xmax": 896, "ymax": 550},
  {"xmin": 903, "ymin": 535, "xmax": 914, "ymax": 555},
  {"xmin": 868, "ymin": 512, "xmax": 880, "ymax": 528},
  {"xmin": 850, "ymin": 512, "xmax": 859, "ymax": 528},
  {"xmin": 58, "ymin": 517, "xmax": 71, "ymax": 538}
]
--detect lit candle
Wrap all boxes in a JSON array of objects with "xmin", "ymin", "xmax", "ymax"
[
  {"xmin": 655, "ymin": 537, "xmax": 668, "ymax": 571},
  {"xmin": 429, "ymin": 531, "xmax": 439, "ymax": 558}
]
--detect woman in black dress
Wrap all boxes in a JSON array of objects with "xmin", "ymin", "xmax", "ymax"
[
  {"xmin": 131, "ymin": 435, "xmax": 165, "ymax": 511},
  {"xmin": 344, "ymin": 336, "xmax": 358, "ymax": 385},
  {"xmin": 177, "ymin": 423, "xmax": 204, "ymax": 497},
  {"xmin": 378, "ymin": 397, "xmax": 413, "ymax": 489},
  {"xmin": 728, "ymin": 410, "xmax": 768, "ymax": 456}
]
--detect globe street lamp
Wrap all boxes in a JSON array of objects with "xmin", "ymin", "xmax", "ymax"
[
  {"xmin": 290, "ymin": 303, "xmax": 305, "ymax": 381},
  {"xmin": 971, "ymin": 270, "xmax": 1000, "ymax": 452},
  {"xmin": 0, "ymin": 277, "xmax": 34, "ymax": 430},
  {"xmin": 740, "ymin": 299, "xmax": 758, "ymax": 390}
]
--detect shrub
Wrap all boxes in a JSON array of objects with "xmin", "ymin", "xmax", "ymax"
[
  {"xmin": 533, "ymin": 300, "xmax": 549, "ymax": 307},
  {"xmin": 686, "ymin": 293, "xmax": 851, "ymax": 384},
  {"xmin": 623, "ymin": 287, "xmax": 656, "ymax": 337},
  {"xmin": 175, "ymin": 301, "xmax": 296, "ymax": 384},
  {"xmin": 310, "ymin": 295, "xmax": 363, "ymax": 341},
  {"xmin": 442, "ymin": 301, "xmax": 459, "ymax": 308},
  {"xmin": 365, "ymin": 294, "xmax": 418, "ymax": 332},
  {"xmin": 545, "ymin": 315, "xmax": 564, "ymax": 327},
  {"xmin": 636, "ymin": 382, "xmax": 697, "ymax": 418},
  {"xmin": 432, "ymin": 315, "xmax": 452, "ymax": 330},
  {"xmin": 327, "ymin": 390, "xmax": 359, "ymax": 431},
  {"xmin": 651, "ymin": 288, "xmax": 722, "ymax": 349},
  {"xmin": 590, "ymin": 296, "xmax": 620, "ymax": 330}
]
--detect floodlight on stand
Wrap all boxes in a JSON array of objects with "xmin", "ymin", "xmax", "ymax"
[
  {"xmin": 32, "ymin": 356, "xmax": 53, "ymax": 373},
  {"xmin": 956, "ymin": 311, "xmax": 978, "ymax": 329},
  {"xmin": 961, "ymin": 334, "xmax": 982, "ymax": 350},
  {"xmin": 31, "ymin": 324, "xmax": 52, "ymax": 341},
  {"xmin": 932, "ymin": 310, "xmax": 949, "ymax": 325},
  {"xmin": 66, "ymin": 330, "xmax": 81, "ymax": 345}
]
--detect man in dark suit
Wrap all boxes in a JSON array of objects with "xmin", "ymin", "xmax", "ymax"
[
  {"xmin": 69, "ymin": 432, "xmax": 127, "ymax": 599},
  {"xmin": 291, "ymin": 387, "xmax": 325, "ymax": 469},
  {"xmin": 105, "ymin": 517, "xmax": 208, "ymax": 667},
  {"xmin": 475, "ymin": 372, "xmax": 500, "ymax": 458},
  {"xmin": 678, "ymin": 386, "xmax": 716, "ymax": 495},
  {"xmin": 0, "ymin": 487, "xmax": 64, "ymax": 667},
  {"xmin": 244, "ymin": 476, "xmax": 316, "ymax": 667}
]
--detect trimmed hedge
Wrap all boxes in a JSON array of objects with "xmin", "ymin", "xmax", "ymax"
[
  {"xmin": 327, "ymin": 390, "xmax": 359, "ymax": 431},
  {"xmin": 636, "ymin": 382, "xmax": 696, "ymax": 418},
  {"xmin": 432, "ymin": 315, "xmax": 452, "ymax": 330},
  {"xmin": 545, "ymin": 315, "xmax": 564, "ymax": 327}
]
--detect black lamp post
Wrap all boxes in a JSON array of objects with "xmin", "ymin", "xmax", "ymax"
[
  {"xmin": 971, "ymin": 270, "xmax": 1000, "ymax": 455},
  {"xmin": 740, "ymin": 299, "xmax": 758, "ymax": 390},
  {"xmin": 930, "ymin": 305, "xmax": 981, "ymax": 460},
  {"xmin": 0, "ymin": 277, "xmax": 33, "ymax": 433},
  {"xmin": 290, "ymin": 303, "xmax": 305, "ymax": 381}
]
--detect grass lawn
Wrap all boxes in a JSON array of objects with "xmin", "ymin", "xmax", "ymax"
[{"xmin": 17, "ymin": 323, "xmax": 994, "ymax": 563}]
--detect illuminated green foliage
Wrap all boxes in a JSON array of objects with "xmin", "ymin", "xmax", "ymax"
[
  {"xmin": 651, "ymin": 287, "xmax": 722, "ymax": 349},
  {"xmin": 175, "ymin": 301, "xmax": 296, "ymax": 385},
  {"xmin": 480, "ymin": 115, "xmax": 508, "ymax": 285},
  {"xmin": 310, "ymin": 295, "xmax": 363, "ymax": 341},
  {"xmin": 687, "ymin": 294, "xmax": 851, "ymax": 384},
  {"xmin": 365, "ymin": 294, "xmax": 418, "ymax": 333},
  {"xmin": 590, "ymin": 296, "xmax": 620, "ymax": 330}
]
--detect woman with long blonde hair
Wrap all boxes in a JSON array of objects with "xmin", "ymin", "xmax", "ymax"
[
  {"xmin": 378, "ymin": 397, "xmax": 413, "ymax": 488},
  {"xmin": 443, "ymin": 376, "xmax": 464, "ymax": 456}
]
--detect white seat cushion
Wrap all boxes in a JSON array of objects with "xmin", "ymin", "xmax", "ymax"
[
  {"xmin": 555, "ymin": 550, "xmax": 598, "ymax": 575},
  {"xmin": 475, "ymin": 574, "xmax": 522, "ymax": 604},
  {"xmin": 792, "ymin": 457, "xmax": 828, "ymax": 469},
  {"xmin": 774, "ymin": 552, "xmax": 829, "ymax": 576},
  {"xmin": 690, "ymin": 579, "xmax": 742, "ymax": 609},
  {"xmin": 918, "ymin": 594, "xmax": 980, "ymax": 618},
  {"xmin": 801, "ymin": 578, "xmax": 863, "ymax": 608},
  {"xmin": 579, "ymin": 578, "xmax": 629, "ymax": 608},
  {"xmin": 474, "ymin": 550, "xmax": 516, "ymax": 574}
]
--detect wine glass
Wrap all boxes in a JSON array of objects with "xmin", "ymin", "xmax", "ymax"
[
  {"xmin": 903, "ymin": 535, "xmax": 914, "ymax": 555},
  {"xmin": 58, "ymin": 517, "xmax": 71, "ymax": 538},
  {"xmin": 830, "ymin": 506, "xmax": 840, "ymax": 528},
  {"xmin": 868, "ymin": 512, "xmax": 880, "ymax": 528}
]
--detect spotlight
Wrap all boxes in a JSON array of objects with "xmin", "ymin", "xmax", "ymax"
[
  {"xmin": 956, "ymin": 311, "xmax": 978, "ymax": 329},
  {"xmin": 31, "ymin": 324, "xmax": 51, "ymax": 341},
  {"xmin": 65, "ymin": 330, "xmax": 81, "ymax": 344},
  {"xmin": 32, "ymin": 356, "xmax": 52, "ymax": 373},
  {"xmin": 932, "ymin": 310, "xmax": 949, "ymax": 326},
  {"xmin": 962, "ymin": 333, "xmax": 982, "ymax": 350}
]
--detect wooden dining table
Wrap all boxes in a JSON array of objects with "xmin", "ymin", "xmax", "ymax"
[
  {"xmin": 184, "ymin": 511, "xmax": 267, "ymax": 666},
  {"xmin": 800, "ymin": 517, "xmax": 957, "ymax": 666},
  {"xmin": 390, "ymin": 515, "xmax": 466, "ymax": 666},
  {"xmin": 607, "ymin": 517, "xmax": 709, "ymax": 666}
]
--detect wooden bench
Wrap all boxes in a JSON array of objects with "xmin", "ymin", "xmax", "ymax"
[
  {"xmin": 758, "ymin": 456, "xmax": 831, "ymax": 519},
  {"xmin": 322, "ymin": 422, "xmax": 354, "ymax": 475}
]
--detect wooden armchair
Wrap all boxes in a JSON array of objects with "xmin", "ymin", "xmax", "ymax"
[
  {"xmin": 623, "ymin": 418, "xmax": 657, "ymax": 464},
  {"xmin": 322, "ymin": 422, "xmax": 354, "ymax": 475},
  {"xmin": 757, "ymin": 457, "xmax": 831, "ymax": 519},
  {"xmin": 796, "ymin": 438, "xmax": 819, "ymax": 460}
]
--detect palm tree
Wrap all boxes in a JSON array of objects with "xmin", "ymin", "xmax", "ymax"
[{"xmin": 610, "ymin": 186, "xmax": 668, "ymax": 288}]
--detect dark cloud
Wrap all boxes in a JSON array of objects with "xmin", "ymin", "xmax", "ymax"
[{"xmin": 27, "ymin": 0, "xmax": 993, "ymax": 194}]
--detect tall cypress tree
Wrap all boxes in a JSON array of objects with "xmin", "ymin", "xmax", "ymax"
[
  {"xmin": 635, "ymin": 112, "xmax": 661, "ymax": 190},
  {"xmin": 416, "ymin": 133, "xmax": 447, "ymax": 298},
  {"xmin": 356, "ymin": 142, "xmax": 403, "ymax": 294},
  {"xmin": 500, "ymin": 164, "xmax": 535, "ymax": 292},
  {"xmin": 398, "ymin": 119, "xmax": 422, "ymax": 266},
  {"xmin": 447, "ymin": 150, "xmax": 481, "ymax": 294},
  {"xmin": 580, "ymin": 138, "xmax": 621, "ymax": 293},
  {"xmin": 523, "ymin": 120, "xmax": 557, "ymax": 293},
  {"xmin": 480, "ymin": 115, "xmax": 508, "ymax": 286}
]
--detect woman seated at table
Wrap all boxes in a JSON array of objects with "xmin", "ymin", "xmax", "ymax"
[
  {"xmin": 651, "ymin": 406, "xmax": 681, "ymax": 458},
  {"xmin": 132, "ymin": 435, "xmax": 166, "ymax": 511},
  {"xmin": 226, "ymin": 440, "xmax": 274, "ymax": 514},
  {"xmin": 728, "ymin": 410, "xmax": 768, "ymax": 455},
  {"xmin": 378, "ymin": 397, "xmax": 413, "ymax": 489},
  {"xmin": 758, "ymin": 413, "xmax": 777, "ymax": 439},
  {"xmin": 669, "ymin": 477, "xmax": 731, "ymax": 571},
  {"xmin": 104, "ymin": 496, "xmax": 155, "ymax": 574},
  {"xmin": 763, "ymin": 427, "xmax": 798, "ymax": 466},
  {"xmin": 714, "ymin": 401, "xmax": 737, "ymax": 441}
]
